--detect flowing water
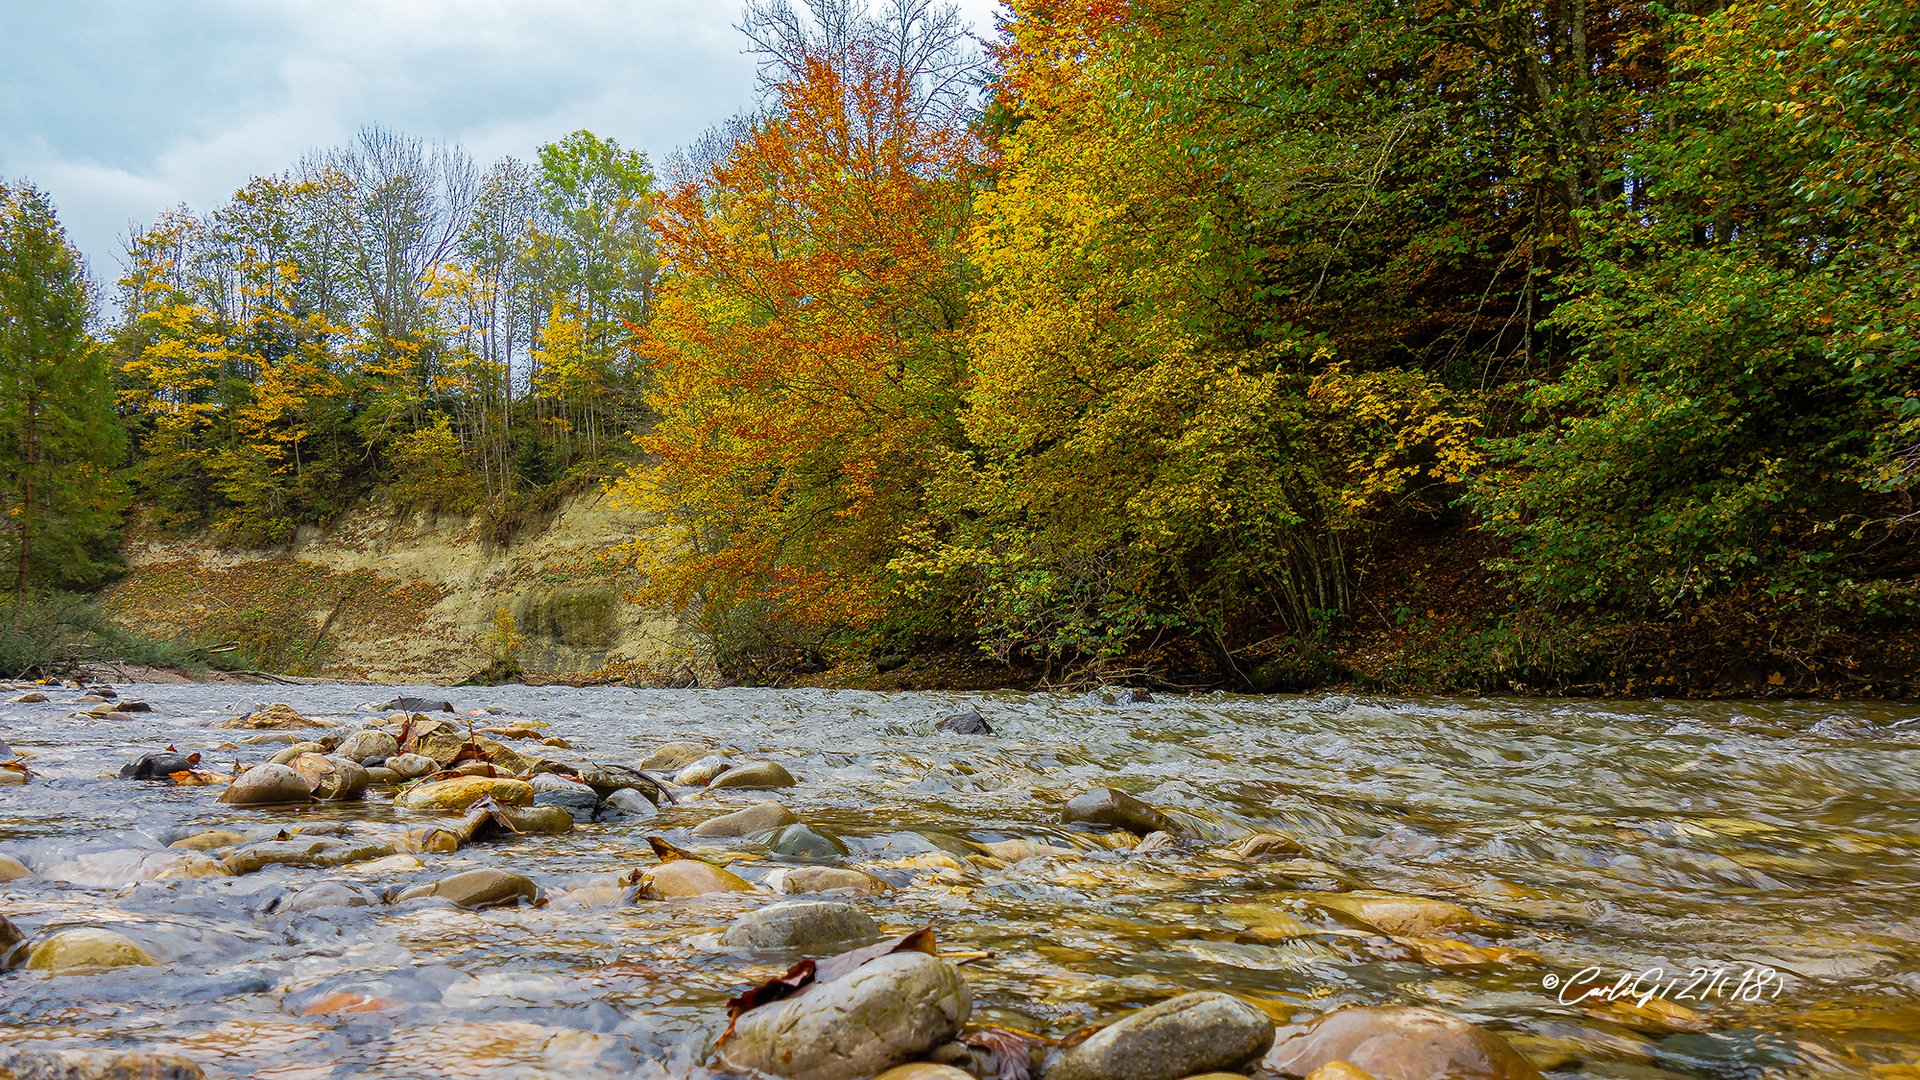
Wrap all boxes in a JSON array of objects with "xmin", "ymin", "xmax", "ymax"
[{"xmin": 4, "ymin": 684, "xmax": 1920, "ymax": 1078}]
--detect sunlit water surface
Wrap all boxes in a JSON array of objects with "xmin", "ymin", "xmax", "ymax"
[{"xmin": 4, "ymin": 686, "xmax": 1920, "ymax": 1078}]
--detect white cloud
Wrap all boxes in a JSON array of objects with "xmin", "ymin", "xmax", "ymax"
[{"xmin": 1, "ymin": 0, "xmax": 1006, "ymax": 289}]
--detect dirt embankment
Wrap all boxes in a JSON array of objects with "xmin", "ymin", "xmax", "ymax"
[{"xmin": 99, "ymin": 491, "xmax": 705, "ymax": 685}]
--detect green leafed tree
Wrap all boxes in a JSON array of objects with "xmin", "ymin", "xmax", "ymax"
[{"xmin": 0, "ymin": 182, "xmax": 127, "ymax": 598}]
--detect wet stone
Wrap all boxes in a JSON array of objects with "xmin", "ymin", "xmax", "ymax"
[
  {"xmin": 268, "ymin": 742, "xmax": 329, "ymax": 765},
  {"xmin": 0, "ymin": 913, "xmax": 22, "ymax": 964},
  {"xmin": 721, "ymin": 952, "xmax": 972, "ymax": 1080},
  {"xmin": 396, "ymin": 868, "xmax": 538, "ymax": 909},
  {"xmin": 386, "ymin": 752, "xmax": 437, "ymax": 778},
  {"xmin": 934, "ymin": 706, "xmax": 993, "ymax": 735},
  {"xmin": 599, "ymin": 788, "xmax": 658, "ymax": 820},
  {"xmin": 1264, "ymin": 1006, "xmax": 1544, "ymax": 1080},
  {"xmin": 1062, "ymin": 788, "xmax": 1173, "ymax": 837},
  {"xmin": 674, "ymin": 755, "xmax": 733, "ymax": 787},
  {"xmin": 768, "ymin": 823, "xmax": 849, "ymax": 861},
  {"xmin": 1046, "ymin": 992, "xmax": 1276, "ymax": 1080},
  {"xmin": 710, "ymin": 760, "xmax": 796, "ymax": 790},
  {"xmin": 639, "ymin": 741, "xmax": 717, "ymax": 772},
  {"xmin": 0, "ymin": 853, "xmax": 33, "ymax": 881},
  {"xmin": 394, "ymin": 775, "xmax": 534, "ymax": 810},
  {"xmin": 336, "ymin": 728, "xmax": 399, "ymax": 764},
  {"xmin": 119, "ymin": 751, "xmax": 193, "ymax": 780},
  {"xmin": 722, "ymin": 900, "xmax": 880, "ymax": 951},
  {"xmin": 639, "ymin": 860, "xmax": 754, "ymax": 898},
  {"xmin": 534, "ymin": 786, "xmax": 601, "ymax": 823},
  {"xmin": 269, "ymin": 880, "xmax": 378, "ymax": 915},
  {"xmin": 767, "ymin": 866, "xmax": 893, "ymax": 896},
  {"xmin": 692, "ymin": 801, "xmax": 800, "ymax": 838},
  {"xmin": 217, "ymin": 763, "xmax": 313, "ymax": 806},
  {"xmin": 25, "ymin": 928, "xmax": 157, "ymax": 973},
  {"xmin": 222, "ymin": 837, "xmax": 395, "ymax": 875},
  {"xmin": 0, "ymin": 1048, "xmax": 207, "ymax": 1080}
]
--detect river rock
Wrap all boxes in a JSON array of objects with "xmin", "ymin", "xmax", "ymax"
[
  {"xmin": 0, "ymin": 913, "xmax": 22, "ymax": 964},
  {"xmin": 711, "ymin": 761, "xmax": 797, "ymax": 790},
  {"xmin": 0, "ymin": 853, "xmax": 33, "ymax": 881},
  {"xmin": 1307, "ymin": 892, "xmax": 1499, "ymax": 937},
  {"xmin": 0, "ymin": 769, "xmax": 26, "ymax": 786},
  {"xmin": 272, "ymin": 880, "xmax": 378, "ymax": 915},
  {"xmin": 723, "ymin": 900, "xmax": 880, "ymax": 950},
  {"xmin": 769, "ymin": 823, "xmax": 848, "ymax": 860},
  {"xmin": 639, "ymin": 860, "xmax": 755, "ymax": 898},
  {"xmin": 934, "ymin": 706, "xmax": 993, "ymax": 735},
  {"xmin": 534, "ymin": 786, "xmax": 601, "ymax": 823},
  {"xmin": 496, "ymin": 804, "xmax": 576, "ymax": 834},
  {"xmin": 874, "ymin": 1066, "xmax": 975, "ymax": 1080},
  {"xmin": 1046, "ymin": 993, "xmax": 1274, "ymax": 1080},
  {"xmin": 0, "ymin": 1048, "xmax": 207, "ymax": 1079},
  {"xmin": 674, "ymin": 755, "xmax": 733, "ymax": 787},
  {"xmin": 600, "ymin": 788, "xmax": 658, "ymax": 820},
  {"xmin": 386, "ymin": 752, "xmax": 437, "ymax": 779},
  {"xmin": 380, "ymin": 696, "xmax": 454, "ymax": 713},
  {"xmin": 268, "ymin": 741, "xmax": 329, "ymax": 765},
  {"xmin": 396, "ymin": 868, "xmax": 538, "ymax": 909},
  {"xmin": 692, "ymin": 801, "xmax": 800, "ymax": 838},
  {"xmin": 722, "ymin": 951, "xmax": 971, "ymax": 1080},
  {"xmin": 217, "ymin": 763, "xmax": 313, "ymax": 806},
  {"xmin": 10, "ymin": 691, "xmax": 47, "ymax": 703},
  {"xmin": 168, "ymin": 829, "xmax": 249, "ymax": 852},
  {"xmin": 1264, "ymin": 1006, "xmax": 1544, "ymax": 1080},
  {"xmin": 25, "ymin": 928, "xmax": 156, "ymax": 973},
  {"xmin": 1235, "ymin": 834, "xmax": 1306, "ymax": 859},
  {"xmin": 289, "ymin": 754, "xmax": 369, "ymax": 800},
  {"xmin": 223, "ymin": 703, "xmax": 332, "ymax": 729},
  {"xmin": 774, "ymin": 866, "xmax": 894, "ymax": 896},
  {"xmin": 395, "ymin": 775, "xmax": 533, "ymax": 810},
  {"xmin": 337, "ymin": 728, "xmax": 400, "ymax": 764},
  {"xmin": 1063, "ymin": 788, "xmax": 1173, "ymax": 836},
  {"xmin": 640, "ymin": 741, "xmax": 718, "ymax": 771},
  {"xmin": 222, "ymin": 837, "xmax": 395, "ymax": 874},
  {"xmin": 119, "ymin": 751, "xmax": 193, "ymax": 780}
]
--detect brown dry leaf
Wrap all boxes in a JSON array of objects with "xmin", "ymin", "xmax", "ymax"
[
  {"xmin": 960, "ymin": 1026, "xmax": 1045, "ymax": 1080},
  {"xmin": 721, "ymin": 929, "xmax": 939, "ymax": 1043},
  {"xmin": 646, "ymin": 836, "xmax": 698, "ymax": 863},
  {"xmin": 168, "ymin": 769, "xmax": 230, "ymax": 786}
]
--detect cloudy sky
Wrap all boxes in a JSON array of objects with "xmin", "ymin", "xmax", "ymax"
[{"xmin": 1, "ymin": 0, "xmax": 1004, "ymax": 288}]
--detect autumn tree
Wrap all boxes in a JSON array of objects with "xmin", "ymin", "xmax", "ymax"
[
  {"xmin": 618, "ymin": 0, "xmax": 979, "ymax": 676},
  {"xmin": 0, "ymin": 183, "xmax": 125, "ymax": 598}
]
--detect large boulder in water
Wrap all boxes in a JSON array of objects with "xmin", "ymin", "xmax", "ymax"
[
  {"xmin": 1264, "ymin": 1006, "xmax": 1544, "ymax": 1080},
  {"xmin": 720, "ymin": 952, "xmax": 971, "ymax": 1080},
  {"xmin": 1045, "ymin": 992, "xmax": 1274, "ymax": 1080},
  {"xmin": 693, "ymin": 801, "xmax": 800, "ymax": 838},
  {"xmin": 933, "ymin": 706, "xmax": 992, "ymax": 735},
  {"xmin": 119, "ymin": 751, "xmax": 193, "ymax": 781}
]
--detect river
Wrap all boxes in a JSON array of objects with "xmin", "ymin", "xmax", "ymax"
[{"xmin": 3, "ymin": 684, "xmax": 1919, "ymax": 1078}]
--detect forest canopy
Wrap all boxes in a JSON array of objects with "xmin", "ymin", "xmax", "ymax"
[{"xmin": 3, "ymin": 0, "xmax": 1915, "ymax": 692}]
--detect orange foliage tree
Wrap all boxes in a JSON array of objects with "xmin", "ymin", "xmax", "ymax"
[{"xmin": 617, "ymin": 28, "xmax": 977, "ymax": 673}]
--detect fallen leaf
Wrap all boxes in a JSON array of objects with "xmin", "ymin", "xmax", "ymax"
[{"xmin": 721, "ymin": 929, "xmax": 939, "ymax": 1042}]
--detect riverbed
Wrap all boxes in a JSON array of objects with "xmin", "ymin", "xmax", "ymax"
[{"xmin": 3, "ymin": 684, "xmax": 1919, "ymax": 1078}]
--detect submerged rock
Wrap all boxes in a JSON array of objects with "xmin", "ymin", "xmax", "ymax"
[
  {"xmin": 222, "ymin": 837, "xmax": 395, "ymax": 875},
  {"xmin": 1264, "ymin": 1006, "xmax": 1544, "ymax": 1080},
  {"xmin": 1234, "ymin": 833, "xmax": 1307, "ymax": 860},
  {"xmin": 769, "ymin": 823, "xmax": 848, "ymax": 861},
  {"xmin": 1062, "ymin": 788, "xmax": 1173, "ymax": 836},
  {"xmin": 1045, "ymin": 992, "xmax": 1274, "ymax": 1080},
  {"xmin": 217, "ymin": 763, "xmax": 313, "ymax": 806},
  {"xmin": 933, "ymin": 706, "xmax": 993, "ymax": 735},
  {"xmin": 710, "ymin": 761, "xmax": 797, "ymax": 790},
  {"xmin": 639, "ymin": 860, "xmax": 755, "ymax": 898},
  {"xmin": 533, "ymin": 786, "xmax": 601, "ymax": 823},
  {"xmin": 640, "ymin": 741, "xmax": 718, "ymax": 772},
  {"xmin": 0, "ymin": 913, "xmax": 22, "ymax": 964},
  {"xmin": 0, "ymin": 853, "xmax": 32, "ymax": 881},
  {"xmin": 25, "ymin": 928, "xmax": 156, "ymax": 973},
  {"xmin": 394, "ymin": 775, "xmax": 533, "ymax": 811},
  {"xmin": 396, "ymin": 868, "xmax": 538, "ymax": 909},
  {"xmin": 674, "ymin": 755, "xmax": 733, "ymax": 787},
  {"xmin": 723, "ymin": 900, "xmax": 880, "ymax": 951},
  {"xmin": 0, "ymin": 1048, "xmax": 206, "ymax": 1079},
  {"xmin": 496, "ymin": 804, "xmax": 576, "ymax": 835},
  {"xmin": 874, "ymin": 1066, "xmax": 974, "ymax": 1080},
  {"xmin": 721, "ymin": 952, "xmax": 971, "ymax": 1080},
  {"xmin": 271, "ymin": 880, "xmax": 378, "ymax": 915},
  {"xmin": 767, "ymin": 866, "xmax": 893, "ymax": 896},
  {"xmin": 692, "ymin": 801, "xmax": 799, "ymax": 838}
]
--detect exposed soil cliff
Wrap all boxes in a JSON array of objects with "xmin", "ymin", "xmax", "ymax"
[{"xmin": 99, "ymin": 491, "xmax": 703, "ymax": 684}]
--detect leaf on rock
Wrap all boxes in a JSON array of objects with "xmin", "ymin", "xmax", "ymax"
[
  {"xmin": 720, "ymin": 928, "xmax": 939, "ymax": 1042},
  {"xmin": 961, "ymin": 1026, "xmax": 1044, "ymax": 1080}
]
